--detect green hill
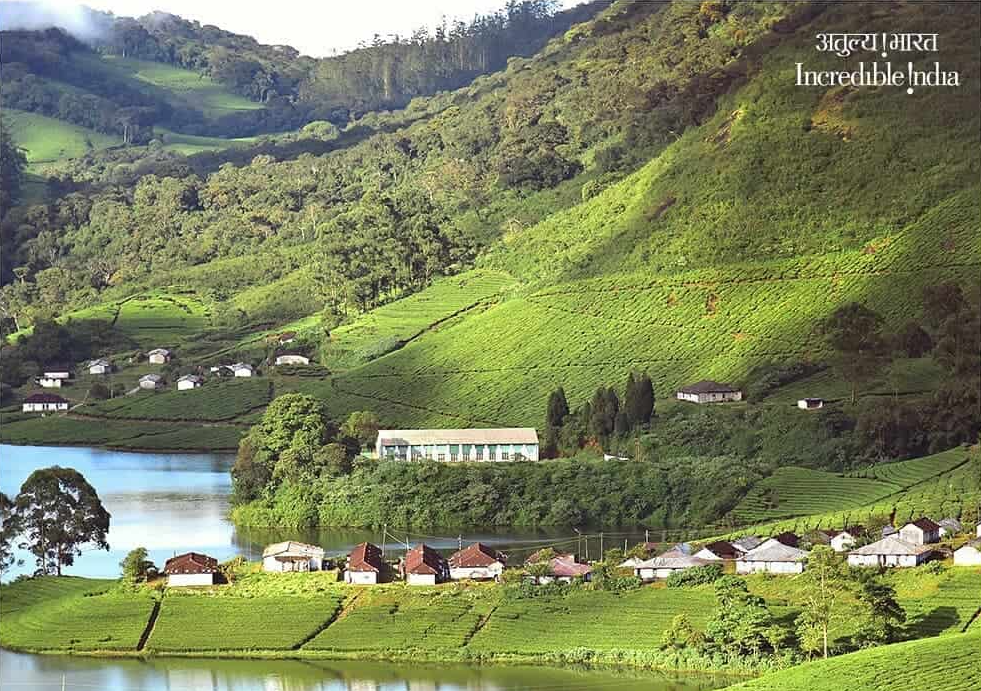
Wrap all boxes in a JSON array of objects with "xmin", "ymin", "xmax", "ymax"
[{"xmin": 727, "ymin": 631, "xmax": 981, "ymax": 691}]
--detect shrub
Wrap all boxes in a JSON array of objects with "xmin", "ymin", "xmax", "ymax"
[{"xmin": 667, "ymin": 564, "xmax": 724, "ymax": 588}]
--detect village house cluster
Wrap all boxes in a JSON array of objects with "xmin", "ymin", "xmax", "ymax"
[
  {"xmin": 21, "ymin": 339, "xmax": 319, "ymax": 413},
  {"xmin": 159, "ymin": 516, "xmax": 981, "ymax": 588}
]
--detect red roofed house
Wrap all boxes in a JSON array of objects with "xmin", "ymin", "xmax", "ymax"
[
  {"xmin": 163, "ymin": 552, "xmax": 219, "ymax": 587},
  {"xmin": 448, "ymin": 542, "xmax": 506, "ymax": 581},
  {"xmin": 402, "ymin": 544, "xmax": 449, "ymax": 586},
  {"xmin": 693, "ymin": 540, "xmax": 741, "ymax": 561},
  {"xmin": 22, "ymin": 393, "xmax": 70, "ymax": 413},
  {"xmin": 900, "ymin": 518, "xmax": 940, "ymax": 545},
  {"xmin": 345, "ymin": 542, "xmax": 386, "ymax": 584},
  {"xmin": 541, "ymin": 555, "xmax": 592, "ymax": 584}
]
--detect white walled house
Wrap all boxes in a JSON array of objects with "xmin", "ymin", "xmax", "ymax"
[
  {"xmin": 163, "ymin": 552, "xmax": 219, "ymax": 587},
  {"xmin": 953, "ymin": 540, "xmax": 981, "ymax": 566},
  {"xmin": 847, "ymin": 535, "xmax": 932, "ymax": 568},
  {"xmin": 275, "ymin": 352, "xmax": 310, "ymax": 366},
  {"xmin": 676, "ymin": 380, "xmax": 743, "ymax": 404},
  {"xmin": 736, "ymin": 539, "xmax": 807, "ymax": 575},
  {"xmin": 448, "ymin": 542, "xmax": 506, "ymax": 581},
  {"xmin": 176, "ymin": 374, "xmax": 203, "ymax": 391},
  {"xmin": 41, "ymin": 365, "xmax": 72, "ymax": 380},
  {"xmin": 36, "ymin": 376, "xmax": 64, "ymax": 388},
  {"xmin": 375, "ymin": 428, "xmax": 540, "ymax": 462},
  {"xmin": 140, "ymin": 374, "xmax": 164, "ymax": 390},
  {"xmin": 797, "ymin": 398, "xmax": 824, "ymax": 410},
  {"xmin": 938, "ymin": 518, "xmax": 962, "ymax": 538},
  {"xmin": 229, "ymin": 363, "xmax": 255, "ymax": 377},
  {"xmin": 403, "ymin": 544, "xmax": 449, "ymax": 586},
  {"xmin": 635, "ymin": 550, "xmax": 710, "ymax": 581},
  {"xmin": 262, "ymin": 541, "xmax": 325, "ymax": 572},
  {"xmin": 899, "ymin": 518, "xmax": 941, "ymax": 545},
  {"xmin": 828, "ymin": 526, "xmax": 863, "ymax": 552},
  {"xmin": 22, "ymin": 393, "xmax": 70, "ymax": 413},
  {"xmin": 87, "ymin": 358, "xmax": 112, "ymax": 375},
  {"xmin": 148, "ymin": 348, "xmax": 172, "ymax": 364},
  {"xmin": 345, "ymin": 542, "xmax": 385, "ymax": 584}
]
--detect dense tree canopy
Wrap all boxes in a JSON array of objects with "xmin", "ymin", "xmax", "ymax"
[{"xmin": 14, "ymin": 466, "xmax": 111, "ymax": 576}]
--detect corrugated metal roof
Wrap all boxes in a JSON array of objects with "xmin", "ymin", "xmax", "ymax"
[
  {"xmin": 849, "ymin": 535, "xmax": 933, "ymax": 556},
  {"xmin": 677, "ymin": 380, "xmax": 739, "ymax": 394},
  {"xmin": 449, "ymin": 542, "xmax": 505, "ymax": 568},
  {"xmin": 164, "ymin": 552, "xmax": 218, "ymax": 574},
  {"xmin": 348, "ymin": 542, "xmax": 384, "ymax": 572},
  {"xmin": 637, "ymin": 550, "xmax": 710, "ymax": 569},
  {"xmin": 740, "ymin": 539, "xmax": 808, "ymax": 562},
  {"xmin": 378, "ymin": 428, "xmax": 539, "ymax": 445},
  {"xmin": 405, "ymin": 543, "xmax": 448, "ymax": 575},
  {"xmin": 262, "ymin": 541, "xmax": 324, "ymax": 558}
]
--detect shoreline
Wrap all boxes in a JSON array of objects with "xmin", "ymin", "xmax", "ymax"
[
  {"xmin": 0, "ymin": 439, "xmax": 238, "ymax": 455},
  {"xmin": 0, "ymin": 644, "xmax": 763, "ymax": 679}
]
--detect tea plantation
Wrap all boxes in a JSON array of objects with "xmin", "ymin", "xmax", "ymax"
[
  {"xmin": 728, "ymin": 448, "xmax": 972, "ymax": 524},
  {"xmin": 148, "ymin": 593, "xmax": 344, "ymax": 651},
  {"xmin": 0, "ymin": 578, "xmax": 153, "ymax": 652},
  {"xmin": 728, "ymin": 631, "xmax": 981, "ymax": 691},
  {"xmin": 84, "ymin": 379, "xmax": 272, "ymax": 422}
]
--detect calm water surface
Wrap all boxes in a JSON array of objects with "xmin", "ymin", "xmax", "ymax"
[
  {"xmin": 0, "ymin": 649, "xmax": 727, "ymax": 691},
  {"xmin": 0, "ymin": 445, "xmax": 714, "ymax": 691},
  {"xmin": 0, "ymin": 444, "xmax": 652, "ymax": 579}
]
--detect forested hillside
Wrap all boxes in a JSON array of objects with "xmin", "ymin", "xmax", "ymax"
[
  {"xmin": 0, "ymin": 0, "xmax": 605, "ymax": 146},
  {"xmin": 1, "ymin": 1, "xmax": 979, "ymax": 471}
]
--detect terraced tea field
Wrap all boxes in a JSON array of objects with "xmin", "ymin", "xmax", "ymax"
[
  {"xmin": 322, "ymin": 270, "xmax": 516, "ymax": 371},
  {"xmin": 731, "ymin": 631, "xmax": 981, "ymax": 691},
  {"xmin": 467, "ymin": 587, "xmax": 715, "ymax": 654},
  {"xmin": 729, "ymin": 448, "xmax": 974, "ymax": 525},
  {"xmin": 149, "ymin": 594, "xmax": 344, "ymax": 651},
  {"xmin": 84, "ymin": 379, "xmax": 272, "ymax": 422},
  {"xmin": 305, "ymin": 587, "xmax": 497, "ymax": 651},
  {"xmin": 0, "ymin": 579, "xmax": 153, "ymax": 652},
  {"xmin": 730, "ymin": 468, "xmax": 898, "ymax": 524},
  {"xmin": 725, "ymin": 448, "xmax": 979, "ymax": 537},
  {"xmin": 334, "ymin": 212, "xmax": 980, "ymax": 427}
]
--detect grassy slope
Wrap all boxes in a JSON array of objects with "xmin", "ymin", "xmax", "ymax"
[
  {"xmin": 3, "ymin": 108, "xmax": 122, "ymax": 165},
  {"xmin": 3, "ymin": 53, "xmax": 265, "ymax": 166},
  {"xmin": 727, "ymin": 631, "xmax": 981, "ymax": 691},
  {"xmin": 76, "ymin": 53, "xmax": 262, "ymax": 118}
]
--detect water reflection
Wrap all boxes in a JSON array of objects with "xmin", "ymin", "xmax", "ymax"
[
  {"xmin": 0, "ymin": 649, "xmax": 726, "ymax": 691},
  {"xmin": 0, "ymin": 445, "xmax": 651, "ymax": 579}
]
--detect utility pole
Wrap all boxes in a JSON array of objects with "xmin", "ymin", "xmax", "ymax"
[
  {"xmin": 382, "ymin": 524, "xmax": 387, "ymax": 558},
  {"xmin": 458, "ymin": 534, "xmax": 463, "ymax": 551},
  {"xmin": 599, "ymin": 532, "xmax": 604, "ymax": 559},
  {"xmin": 62, "ymin": 674, "xmax": 66, "ymax": 691},
  {"xmin": 645, "ymin": 528, "xmax": 649, "ymax": 544},
  {"xmin": 574, "ymin": 528, "xmax": 581, "ymax": 561}
]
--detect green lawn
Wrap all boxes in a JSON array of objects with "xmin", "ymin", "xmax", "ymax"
[{"xmin": 155, "ymin": 128, "xmax": 260, "ymax": 155}]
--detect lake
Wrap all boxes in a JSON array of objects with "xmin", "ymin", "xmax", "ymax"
[
  {"xmin": 0, "ymin": 648, "xmax": 727, "ymax": 691},
  {"xmin": 0, "ymin": 444, "xmax": 655, "ymax": 580},
  {"xmin": 0, "ymin": 444, "xmax": 722, "ymax": 691}
]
